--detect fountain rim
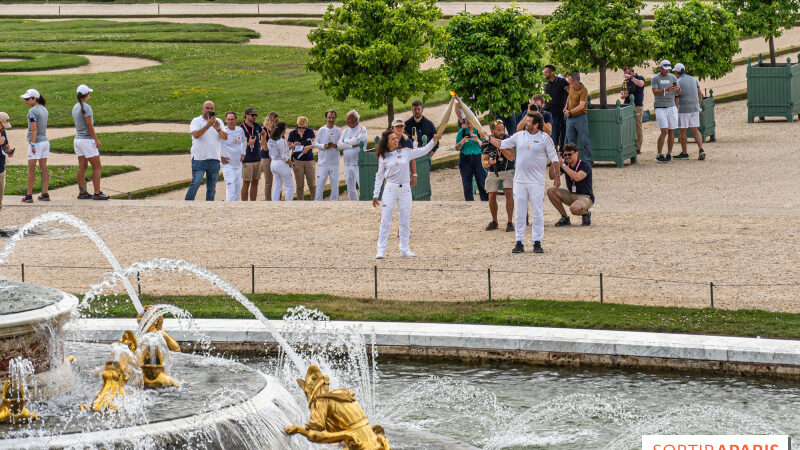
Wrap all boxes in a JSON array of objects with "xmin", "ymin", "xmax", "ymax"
[
  {"xmin": 1, "ymin": 369, "xmax": 285, "ymax": 448},
  {"xmin": 0, "ymin": 282, "xmax": 77, "ymax": 333}
]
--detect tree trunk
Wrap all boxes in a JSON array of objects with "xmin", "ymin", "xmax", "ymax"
[
  {"xmin": 387, "ymin": 102, "xmax": 394, "ymax": 129},
  {"xmin": 769, "ymin": 36, "xmax": 776, "ymax": 67},
  {"xmin": 599, "ymin": 62, "xmax": 607, "ymax": 108}
]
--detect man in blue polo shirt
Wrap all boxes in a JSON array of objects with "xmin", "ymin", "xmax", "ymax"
[
  {"xmin": 240, "ymin": 107, "xmax": 264, "ymax": 201},
  {"xmin": 546, "ymin": 143, "xmax": 594, "ymax": 226}
]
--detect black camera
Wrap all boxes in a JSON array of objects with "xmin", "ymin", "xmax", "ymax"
[
  {"xmin": 530, "ymin": 103, "xmax": 541, "ymax": 112},
  {"xmin": 209, "ymin": 111, "xmax": 215, "ymax": 117},
  {"xmin": 482, "ymin": 141, "xmax": 501, "ymax": 176}
]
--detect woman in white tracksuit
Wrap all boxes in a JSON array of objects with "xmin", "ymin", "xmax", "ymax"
[
  {"xmin": 373, "ymin": 129, "xmax": 439, "ymax": 259},
  {"xmin": 268, "ymin": 121, "xmax": 294, "ymax": 201}
]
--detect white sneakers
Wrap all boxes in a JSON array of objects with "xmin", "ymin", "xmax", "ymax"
[
  {"xmin": 400, "ymin": 250, "xmax": 416, "ymax": 258},
  {"xmin": 375, "ymin": 251, "xmax": 385, "ymax": 259}
]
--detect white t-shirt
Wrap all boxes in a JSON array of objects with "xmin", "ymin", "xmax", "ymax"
[
  {"xmin": 189, "ymin": 115, "xmax": 224, "ymax": 161},
  {"xmin": 338, "ymin": 125, "xmax": 368, "ymax": 166},
  {"xmin": 501, "ymin": 130, "xmax": 557, "ymax": 185},
  {"xmin": 220, "ymin": 126, "xmax": 245, "ymax": 169},
  {"xmin": 314, "ymin": 125, "xmax": 342, "ymax": 167}
]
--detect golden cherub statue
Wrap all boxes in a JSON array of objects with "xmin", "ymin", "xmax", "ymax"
[
  {"xmin": 285, "ymin": 365, "xmax": 391, "ymax": 450},
  {"xmin": 82, "ymin": 360, "xmax": 129, "ymax": 411},
  {"xmin": 137, "ymin": 305, "xmax": 181, "ymax": 353},
  {"xmin": 0, "ymin": 380, "xmax": 38, "ymax": 423}
]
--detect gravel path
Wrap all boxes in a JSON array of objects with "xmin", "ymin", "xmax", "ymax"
[
  {"xmin": 2, "ymin": 99, "xmax": 799, "ymax": 313},
  {"xmin": 0, "ymin": 54, "xmax": 159, "ymax": 76}
]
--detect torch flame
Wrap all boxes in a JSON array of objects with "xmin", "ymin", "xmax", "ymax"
[{"xmin": 449, "ymin": 90, "xmax": 456, "ymax": 97}]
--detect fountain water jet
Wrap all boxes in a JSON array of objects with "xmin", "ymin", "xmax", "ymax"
[{"xmin": 0, "ymin": 212, "xmax": 143, "ymax": 314}]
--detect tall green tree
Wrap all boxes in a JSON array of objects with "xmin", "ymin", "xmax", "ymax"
[
  {"xmin": 437, "ymin": 7, "xmax": 545, "ymax": 118},
  {"xmin": 652, "ymin": 0, "xmax": 740, "ymax": 80},
  {"xmin": 306, "ymin": 0, "xmax": 443, "ymax": 127},
  {"xmin": 721, "ymin": 0, "xmax": 800, "ymax": 66},
  {"xmin": 544, "ymin": 0, "xmax": 652, "ymax": 107}
]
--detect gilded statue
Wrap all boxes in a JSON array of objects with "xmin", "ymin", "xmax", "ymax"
[
  {"xmin": 82, "ymin": 360, "xmax": 129, "ymax": 411},
  {"xmin": 124, "ymin": 328, "xmax": 179, "ymax": 389},
  {"xmin": 285, "ymin": 365, "xmax": 391, "ymax": 450},
  {"xmin": 0, "ymin": 380, "xmax": 38, "ymax": 423},
  {"xmin": 137, "ymin": 305, "xmax": 181, "ymax": 352}
]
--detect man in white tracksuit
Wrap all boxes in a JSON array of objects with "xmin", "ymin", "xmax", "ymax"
[
  {"xmin": 338, "ymin": 110, "xmax": 368, "ymax": 201},
  {"xmin": 481, "ymin": 112, "xmax": 559, "ymax": 254},
  {"xmin": 220, "ymin": 112, "xmax": 246, "ymax": 201},
  {"xmin": 314, "ymin": 109, "xmax": 342, "ymax": 201}
]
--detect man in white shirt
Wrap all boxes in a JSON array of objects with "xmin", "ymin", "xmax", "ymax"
[
  {"xmin": 338, "ymin": 110, "xmax": 368, "ymax": 200},
  {"xmin": 314, "ymin": 109, "xmax": 342, "ymax": 201},
  {"xmin": 186, "ymin": 101, "xmax": 227, "ymax": 201},
  {"xmin": 220, "ymin": 112, "xmax": 246, "ymax": 202},
  {"xmin": 481, "ymin": 112, "xmax": 559, "ymax": 254}
]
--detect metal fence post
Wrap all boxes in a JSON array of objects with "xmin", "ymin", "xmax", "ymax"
[
  {"xmin": 21, "ymin": 263, "xmax": 24, "ymax": 282},
  {"xmin": 251, "ymin": 264, "xmax": 255, "ymax": 294},
  {"xmin": 487, "ymin": 268, "xmax": 492, "ymax": 301},
  {"xmin": 599, "ymin": 272, "xmax": 604, "ymax": 303},
  {"xmin": 137, "ymin": 272, "xmax": 141, "ymax": 295},
  {"xmin": 373, "ymin": 266, "xmax": 378, "ymax": 299},
  {"xmin": 710, "ymin": 282, "xmax": 714, "ymax": 308}
]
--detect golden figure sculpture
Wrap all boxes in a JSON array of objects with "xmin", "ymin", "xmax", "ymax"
[
  {"xmin": 123, "ymin": 328, "xmax": 179, "ymax": 389},
  {"xmin": 0, "ymin": 380, "xmax": 38, "ymax": 423},
  {"xmin": 82, "ymin": 360, "xmax": 129, "ymax": 411},
  {"xmin": 285, "ymin": 365, "xmax": 391, "ymax": 450},
  {"xmin": 137, "ymin": 305, "xmax": 181, "ymax": 352}
]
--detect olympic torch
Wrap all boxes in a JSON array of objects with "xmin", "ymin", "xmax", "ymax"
[
  {"xmin": 455, "ymin": 94, "xmax": 482, "ymax": 130},
  {"xmin": 436, "ymin": 91, "xmax": 457, "ymax": 137}
]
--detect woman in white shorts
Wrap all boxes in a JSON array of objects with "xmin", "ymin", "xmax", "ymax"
[
  {"xmin": 21, "ymin": 88, "xmax": 49, "ymax": 203},
  {"xmin": 267, "ymin": 122, "xmax": 294, "ymax": 201},
  {"xmin": 72, "ymin": 84, "xmax": 108, "ymax": 200}
]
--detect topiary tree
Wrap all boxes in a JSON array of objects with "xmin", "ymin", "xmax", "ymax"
[
  {"xmin": 652, "ymin": 0, "xmax": 740, "ymax": 80},
  {"xmin": 306, "ymin": 0, "xmax": 444, "ymax": 127},
  {"xmin": 721, "ymin": 0, "xmax": 800, "ymax": 66},
  {"xmin": 437, "ymin": 7, "xmax": 545, "ymax": 118},
  {"xmin": 543, "ymin": 0, "xmax": 652, "ymax": 107}
]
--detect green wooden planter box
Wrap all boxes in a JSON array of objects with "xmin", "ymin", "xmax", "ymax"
[
  {"xmin": 358, "ymin": 150, "xmax": 431, "ymax": 201},
  {"xmin": 575, "ymin": 96, "xmax": 638, "ymax": 167},
  {"xmin": 672, "ymin": 90, "xmax": 717, "ymax": 142},
  {"xmin": 746, "ymin": 53, "xmax": 800, "ymax": 123}
]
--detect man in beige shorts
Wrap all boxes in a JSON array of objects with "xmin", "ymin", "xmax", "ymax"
[
  {"xmin": 546, "ymin": 143, "xmax": 594, "ymax": 226},
  {"xmin": 239, "ymin": 107, "xmax": 264, "ymax": 201},
  {"xmin": 481, "ymin": 119, "xmax": 515, "ymax": 232}
]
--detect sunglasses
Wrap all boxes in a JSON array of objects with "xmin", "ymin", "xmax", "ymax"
[
  {"xmin": 248, "ymin": 113, "xmax": 258, "ymax": 117},
  {"xmin": 563, "ymin": 152, "xmax": 576, "ymax": 156},
  {"xmin": 297, "ymin": 126, "xmax": 306, "ymax": 129}
]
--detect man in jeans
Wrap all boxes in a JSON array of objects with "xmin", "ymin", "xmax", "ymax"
[
  {"xmin": 186, "ymin": 101, "xmax": 226, "ymax": 201},
  {"xmin": 455, "ymin": 120, "xmax": 488, "ymax": 201},
  {"xmin": 652, "ymin": 60, "xmax": 681, "ymax": 163},
  {"xmin": 621, "ymin": 67, "xmax": 646, "ymax": 154},
  {"xmin": 564, "ymin": 71, "xmax": 591, "ymax": 163},
  {"xmin": 544, "ymin": 65, "xmax": 570, "ymax": 152}
]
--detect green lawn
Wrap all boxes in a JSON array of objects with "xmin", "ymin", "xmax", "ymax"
[
  {"xmin": 50, "ymin": 132, "xmax": 189, "ymax": 155},
  {"xmin": 0, "ymin": 19, "xmax": 449, "ymax": 129},
  {"xmin": 83, "ymin": 293, "xmax": 800, "ymax": 340},
  {"xmin": 4, "ymin": 164, "xmax": 138, "ymax": 195},
  {"xmin": 259, "ymin": 19, "xmax": 324, "ymax": 27},
  {"xmin": 0, "ymin": 52, "xmax": 89, "ymax": 72}
]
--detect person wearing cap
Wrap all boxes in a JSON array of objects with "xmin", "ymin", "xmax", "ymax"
[
  {"xmin": 0, "ymin": 112, "xmax": 15, "ymax": 232},
  {"xmin": 186, "ymin": 101, "xmax": 227, "ymax": 201},
  {"xmin": 621, "ymin": 68, "xmax": 646, "ymax": 154},
  {"xmin": 72, "ymin": 84, "xmax": 108, "ymax": 200},
  {"xmin": 673, "ymin": 63, "xmax": 706, "ymax": 161},
  {"xmin": 338, "ymin": 110, "xmax": 368, "ymax": 201},
  {"xmin": 564, "ymin": 72, "xmax": 592, "ymax": 163},
  {"xmin": 239, "ymin": 107, "xmax": 264, "ymax": 201},
  {"xmin": 456, "ymin": 120, "xmax": 488, "ymax": 201},
  {"xmin": 220, "ymin": 111, "xmax": 246, "ymax": 202},
  {"xmin": 288, "ymin": 116, "xmax": 315, "ymax": 200},
  {"xmin": 391, "ymin": 118, "xmax": 419, "ymax": 187},
  {"xmin": 314, "ymin": 109, "xmax": 342, "ymax": 201},
  {"xmin": 652, "ymin": 60, "xmax": 681, "ymax": 163},
  {"xmin": 21, "ymin": 88, "xmax": 49, "ymax": 203}
]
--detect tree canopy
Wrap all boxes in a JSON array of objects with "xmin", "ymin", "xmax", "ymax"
[
  {"xmin": 437, "ymin": 7, "xmax": 545, "ymax": 118},
  {"xmin": 652, "ymin": 0, "xmax": 740, "ymax": 80},
  {"xmin": 306, "ymin": 0, "xmax": 443, "ymax": 126},
  {"xmin": 544, "ymin": 0, "xmax": 652, "ymax": 107},
  {"xmin": 721, "ymin": 0, "xmax": 800, "ymax": 65}
]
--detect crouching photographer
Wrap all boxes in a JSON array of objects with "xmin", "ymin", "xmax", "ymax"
[
  {"xmin": 481, "ymin": 120, "xmax": 515, "ymax": 231},
  {"xmin": 546, "ymin": 143, "xmax": 594, "ymax": 226}
]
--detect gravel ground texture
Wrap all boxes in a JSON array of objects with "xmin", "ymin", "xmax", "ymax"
[{"xmin": 2, "ymin": 100, "xmax": 799, "ymax": 312}]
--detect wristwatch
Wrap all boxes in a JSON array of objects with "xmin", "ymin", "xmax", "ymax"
[{"xmin": 412, "ymin": 174, "xmax": 418, "ymax": 177}]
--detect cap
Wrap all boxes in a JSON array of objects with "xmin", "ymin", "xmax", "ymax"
[
  {"xmin": 391, "ymin": 118, "xmax": 405, "ymax": 127},
  {"xmin": 244, "ymin": 107, "xmax": 257, "ymax": 115},
  {"xmin": 20, "ymin": 88, "xmax": 40, "ymax": 100},
  {"xmin": 77, "ymin": 84, "xmax": 93, "ymax": 95},
  {"xmin": 660, "ymin": 60, "xmax": 672, "ymax": 70},
  {"xmin": 0, "ymin": 112, "xmax": 11, "ymax": 129},
  {"xmin": 673, "ymin": 63, "xmax": 685, "ymax": 73}
]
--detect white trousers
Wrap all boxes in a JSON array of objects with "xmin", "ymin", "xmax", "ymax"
[
  {"xmin": 344, "ymin": 164, "xmax": 359, "ymax": 201},
  {"xmin": 271, "ymin": 161, "xmax": 294, "ymax": 201},
  {"xmin": 514, "ymin": 182, "xmax": 545, "ymax": 244},
  {"xmin": 315, "ymin": 165, "xmax": 339, "ymax": 201},
  {"xmin": 377, "ymin": 183, "xmax": 412, "ymax": 253},
  {"xmin": 222, "ymin": 166, "xmax": 242, "ymax": 202}
]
